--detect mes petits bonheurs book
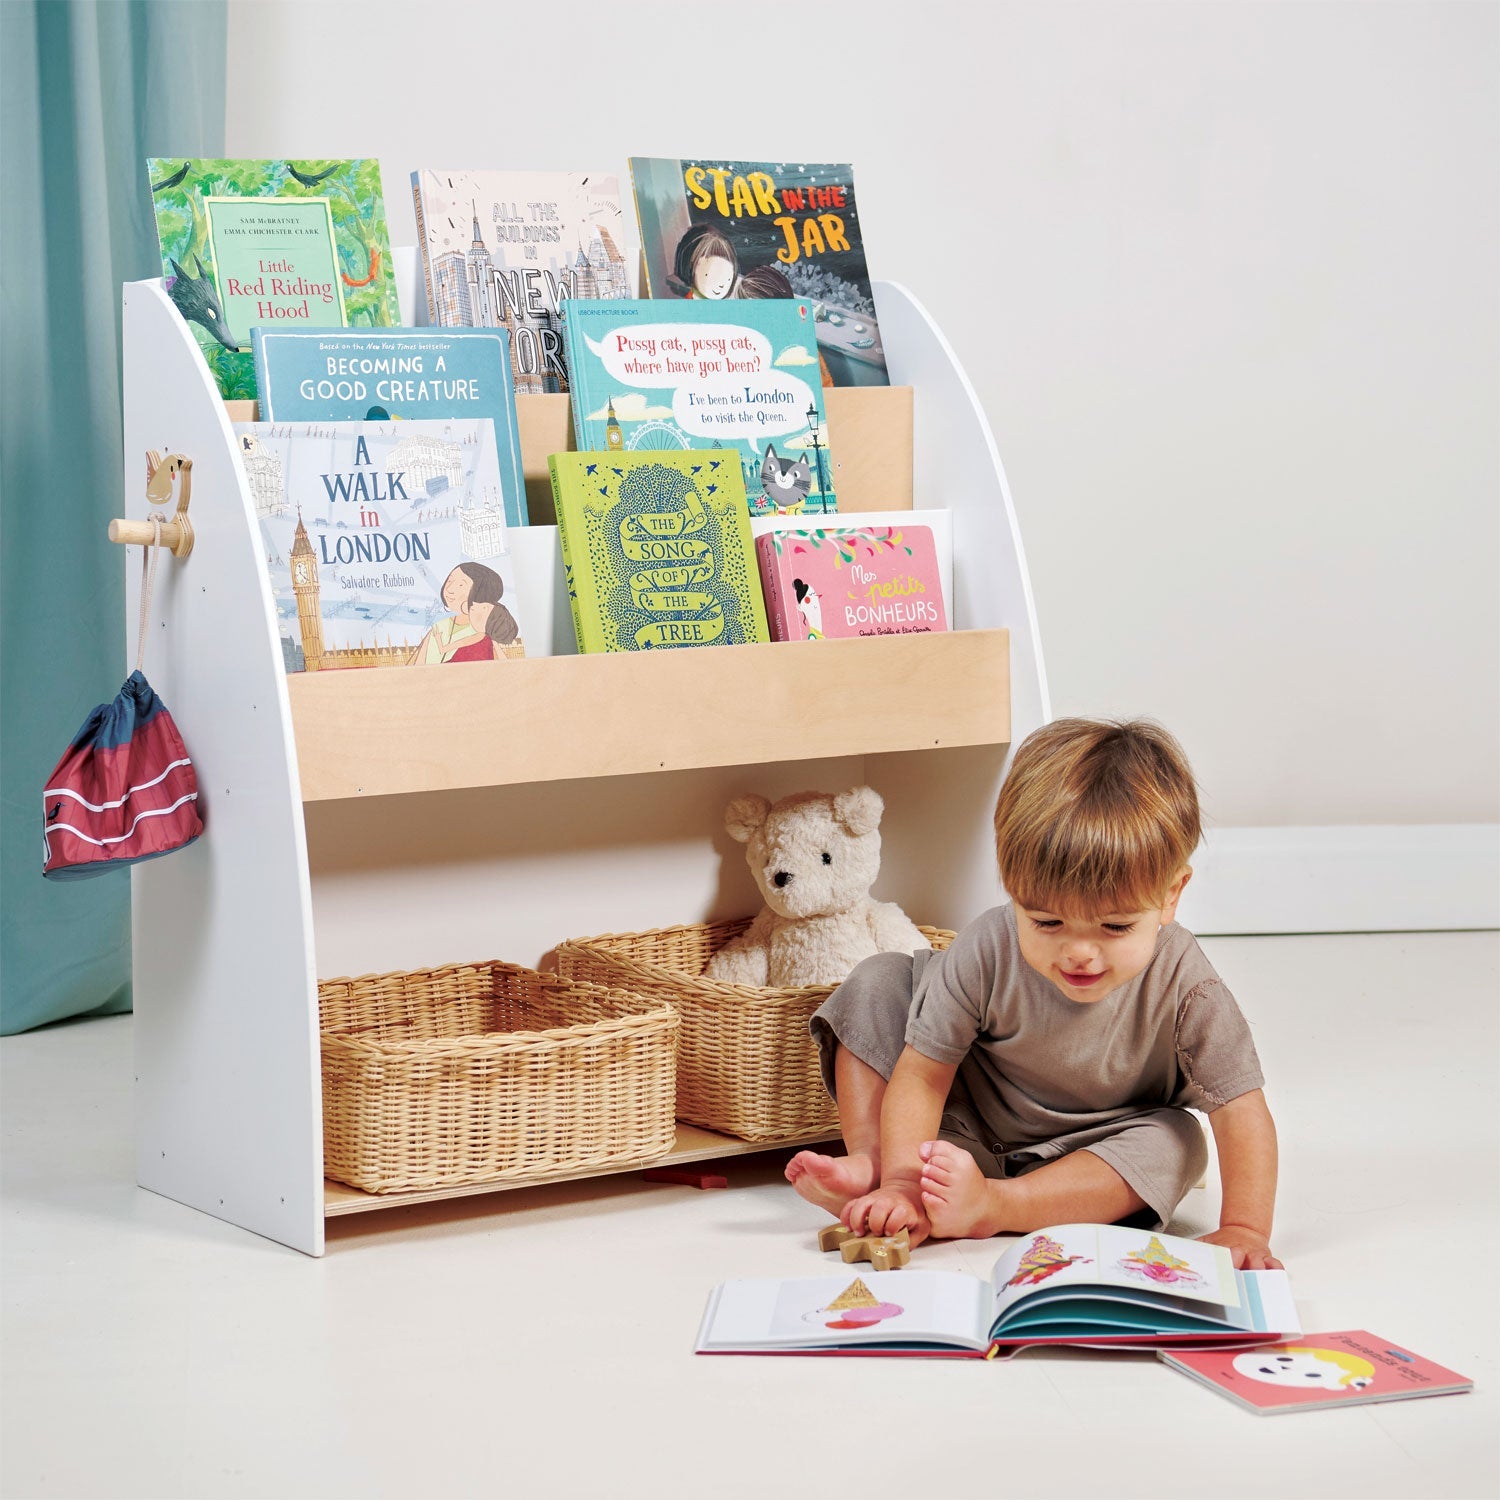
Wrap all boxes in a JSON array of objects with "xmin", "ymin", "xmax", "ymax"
[
  {"xmin": 236, "ymin": 420, "xmax": 524, "ymax": 673},
  {"xmin": 697, "ymin": 1223, "xmax": 1299, "ymax": 1359}
]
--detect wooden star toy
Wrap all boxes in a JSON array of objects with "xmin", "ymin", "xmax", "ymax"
[{"xmin": 817, "ymin": 1222, "xmax": 912, "ymax": 1271}]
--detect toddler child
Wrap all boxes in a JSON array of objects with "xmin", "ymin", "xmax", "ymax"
[{"xmin": 786, "ymin": 718, "xmax": 1282, "ymax": 1270}]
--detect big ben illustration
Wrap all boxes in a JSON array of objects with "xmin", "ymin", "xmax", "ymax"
[
  {"xmin": 289, "ymin": 510, "xmax": 325, "ymax": 672},
  {"xmin": 605, "ymin": 397, "xmax": 623, "ymax": 452}
]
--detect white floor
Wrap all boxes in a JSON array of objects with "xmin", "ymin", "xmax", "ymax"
[{"xmin": 3, "ymin": 931, "xmax": 1497, "ymax": 1500}]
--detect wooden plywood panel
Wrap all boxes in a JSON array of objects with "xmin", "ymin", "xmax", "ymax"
[{"xmin": 290, "ymin": 629, "xmax": 1009, "ymax": 801}]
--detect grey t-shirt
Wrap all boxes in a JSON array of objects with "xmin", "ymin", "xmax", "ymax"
[{"xmin": 905, "ymin": 904, "xmax": 1265, "ymax": 1151}]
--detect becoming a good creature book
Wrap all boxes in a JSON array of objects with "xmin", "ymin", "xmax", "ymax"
[
  {"xmin": 1159, "ymin": 1332, "xmax": 1473, "ymax": 1415},
  {"xmin": 697, "ymin": 1224, "xmax": 1299, "ymax": 1358},
  {"xmin": 561, "ymin": 299, "xmax": 836, "ymax": 517},
  {"xmin": 757, "ymin": 524, "xmax": 948, "ymax": 641},
  {"xmin": 548, "ymin": 451, "xmax": 769, "ymax": 654},
  {"xmin": 630, "ymin": 157, "xmax": 888, "ymax": 386},
  {"xmin": 251, "ymin": 328, "xmax": 528, "ymax": 527},
  {"xmin": 148, "ymin": 158, "xmax": 399, "ymax": 399},
  {"xmin": 411, "ymin": 170, "xmax": 628, "ymax": 394},
  {"xmin": 235, "ymin": 420, "xmax": 524, "ymax": 672}
]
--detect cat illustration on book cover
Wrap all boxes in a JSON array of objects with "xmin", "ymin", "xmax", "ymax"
[{"xmin": 761, "ymin": 443, "xmax": 812, "ymax": 513}]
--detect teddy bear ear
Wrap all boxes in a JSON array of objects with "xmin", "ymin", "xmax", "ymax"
[
  {"xmin": 833, "ymin": 786, "xmax": 884, "ymax": 836},
  {"xmin": 724, "ymin": 794, "xmax": 772, "ymax": 843}
]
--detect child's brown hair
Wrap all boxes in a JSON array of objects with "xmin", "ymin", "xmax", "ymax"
[{"xmin": 994, "ymin": 718, "xmax": 1201, "ymax": 914}]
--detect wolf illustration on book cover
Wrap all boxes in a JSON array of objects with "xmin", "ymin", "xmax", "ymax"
[{"xmin": 148, "ymin": 159, "xmax": 399, "ymax": 399}]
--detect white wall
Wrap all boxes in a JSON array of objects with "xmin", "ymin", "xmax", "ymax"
[{"xmin": 225, "ymin": 0, "xmax": 1499, "ymax": 830}]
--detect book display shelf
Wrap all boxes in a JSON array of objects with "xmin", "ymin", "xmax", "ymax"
[{"xmin": 120, "ymin": 253, "xmax": 1050, "ymax": 1255}]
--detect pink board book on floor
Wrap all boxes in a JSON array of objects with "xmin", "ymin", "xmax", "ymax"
[
  {"xmin": 1158, "ymin": 1331, "xmax": 1473, "ymax": 1415},
  {"xmin": 756, "ymin": 524, "xmax": 948, "ymax": 642}
]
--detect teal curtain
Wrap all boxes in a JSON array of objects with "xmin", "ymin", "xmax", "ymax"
[{"xmin": 0, "ymin": 2, "xmax": 226, "ymax": 1033}]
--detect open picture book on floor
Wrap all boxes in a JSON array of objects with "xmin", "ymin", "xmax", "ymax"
[{"xmin": 697, "ymin": 1223, "xmax": 1299, "ymax": 1359}]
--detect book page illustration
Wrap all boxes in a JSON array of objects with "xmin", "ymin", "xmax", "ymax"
[
  {"xmin": 1115, "ymin": 1235, "xmax": 1206, "ymax": 1290},
  {"xmin": 807, "ymin": 1277, "xmax": 905, "ymax": 1330},
  {"xmin": 1003, "ymin": 1233, "xmax": 1094, "ymax": 1289},
  {"xmin": 756, "ymin": 1271, "xmax": 982, "ymax": 1346}
]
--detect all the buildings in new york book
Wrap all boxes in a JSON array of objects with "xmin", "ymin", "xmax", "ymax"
[{"xmin": 412, "ymin": 169, "xmax": 628, "ymax": 394}]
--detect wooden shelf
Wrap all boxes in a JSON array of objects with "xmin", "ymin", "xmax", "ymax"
[
  {"xmin": 289, "ymin": 627, "xmax": 1010, "ymax": 801},
  {"xmin": 323, "ymin": 1122, "xmax": 838, "ymax": 1216}
]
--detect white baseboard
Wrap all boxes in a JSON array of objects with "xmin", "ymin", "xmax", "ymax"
[{"xmin": 1175, "ymin": 824, "xmax": 1500, "ymax": 935}]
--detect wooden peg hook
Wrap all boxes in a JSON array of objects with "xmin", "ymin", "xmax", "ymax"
[{"xmin": 108, "ymin": 451, "xmax": 195, "ymax": 558}]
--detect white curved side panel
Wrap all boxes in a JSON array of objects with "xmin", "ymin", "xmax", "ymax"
[
  {"xmin": 865, "ymin": 282, "xmax": 1052, "ymax": 927},
  {"xmin": 872, "ymin": 280, "xmax": 1050, "ymax": 735},
  {"xmin": 123, "ymin": 279, "xmax": 323, "ymax": 1255}
]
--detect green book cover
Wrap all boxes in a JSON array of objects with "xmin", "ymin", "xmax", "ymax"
[
  {"xmin": 148, "ymin": 158, "xmax": 400, "ymax": 399},
  {"xmin": 549, "ymin": 452, "xmax": 770, "ymax": 653}
]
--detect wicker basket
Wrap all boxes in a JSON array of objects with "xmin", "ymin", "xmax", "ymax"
[
  {"xmin": 318, "ymin": 959, "xmax": 678, "ymax": 1193},
  {"xmin": 554, "ymin": 920, "xmax": 955, "ymax": 1143}
]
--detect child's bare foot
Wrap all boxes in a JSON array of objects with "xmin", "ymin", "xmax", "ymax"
[
  {"xmin": 919, "ymin": 1140, "xmax": 1005, "ymax": 1238},
  {"xmin": 785, "ymin": 1151, "xmax": 878, "ymax": 1215}
]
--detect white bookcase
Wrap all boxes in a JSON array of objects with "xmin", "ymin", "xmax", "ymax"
[{"xmin": 120, "ymin": 261, "xmax": 1049, "ymax": 1255}]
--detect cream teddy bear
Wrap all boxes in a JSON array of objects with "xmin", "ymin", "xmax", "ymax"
[{"xmin": 704, "ymin": 786, "xmax": 929, "ymax": 988}]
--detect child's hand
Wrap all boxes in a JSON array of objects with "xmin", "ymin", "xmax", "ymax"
[
  {"xmin": 842, "ymin": 1182, "xmax": 929, "ymax": 1245},
  {"xmin": 1200, "ymin": 1224, "xmax": 1283, "ymax": 1270}
]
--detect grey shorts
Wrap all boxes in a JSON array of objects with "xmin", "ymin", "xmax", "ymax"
[{"xmin": 809, "ymin": 951, "xmax": 1208, "ymax": 1231}]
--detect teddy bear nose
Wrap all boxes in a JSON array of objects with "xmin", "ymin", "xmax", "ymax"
[{"xmin": 773, "ymin": 871, "xmax": 794, "ymax": 888}]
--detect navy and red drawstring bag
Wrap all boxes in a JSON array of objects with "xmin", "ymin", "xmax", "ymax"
[{"xmin": 42, "ymin": 521, "xmax": 203, "ymax": 879}]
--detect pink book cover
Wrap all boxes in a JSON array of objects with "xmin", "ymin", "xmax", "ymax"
[
  {"xmin": 1159, "ymin": 1331, "xmax": 1473, "ymax": 1415},
  {"xmin": 755, "ymin": 525, "xmax": 947, "ymax": 642}
]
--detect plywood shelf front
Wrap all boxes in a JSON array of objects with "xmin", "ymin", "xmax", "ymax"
[
  {"xmin": 323, "ymin": 1122, "xmax": 839, "ymax": 1216},
  {"xmin": 289, "ymin": 627, "xmax": 1009, "ymax": 801}
]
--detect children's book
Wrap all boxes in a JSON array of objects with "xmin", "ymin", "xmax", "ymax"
[
  {"xmin": 630, "ymin": 157, "xmax": 888, "ymax": 386},
  {"xmin": 751, "ymin": 509, "xmax": 953, "ymax": 624},
  {"xmin": 411, "ymin": 170, "xmax": 627, "ymax": 394},
  {"xmin": 251, "ymin": 327, "xmax": 528, "ymax": 527},
  {"xmin": 561, "ymin": 299, "xmax": 836, "ymax": 517},
  {"xmin": 696, "ymin": 1224, "xmax": 1299, "ymax": 1358},
  {"xmin": 1159, "ymin": 1332, "xmax": 1473, "ymax": 1415},
  {"xmin": 548, "ymin": 451, "xmax": 769, "ymax": 654},
  {"xmin": 235, "ymin": 420, "xmax": 525, "ymax": 672},
  {"xmin": 756, "ymin": 523, "xmax": 948, "ymax": 641},
  {"xmin": 148, "ymin": 158, "xmax": 399, "ymax": 399}
]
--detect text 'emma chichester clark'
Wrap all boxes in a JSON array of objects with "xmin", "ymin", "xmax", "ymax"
[
  {"xmin": 683, "ymin": 166, "xmax": 852, "ymax": 264},
  {"xmin": 223, "ymin": 258, "xmax": 336, "ymax": 322},
  {"xmin": 316, "ymin": 434, "xmax": 431, "ymax": 566}
]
